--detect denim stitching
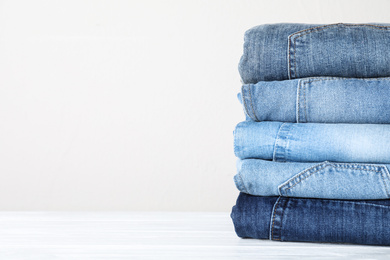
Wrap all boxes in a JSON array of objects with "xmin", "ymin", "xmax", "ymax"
[
  {"xmin": 288, "ymin": 24, "xmax": 338, "ymax": 79},
  {"xmin": 237, "ymin": 173, "xmax": 249, "ymax": 194},
  {"xmin": 292, "ymin": 24, "xmax": 390, "ymax": 78},
  {"xmin": 300, "ymin": 77, "xmax": 390, "ymax": 85},
  {"xmin": 270, "ymin": 196, "xmax": 282, "ymax": 241},
  {"xmin": 289, "ymin": 24, "xmax": 339, "ymax": 79},
  {"xmin": 248, "ymin": 84, "xmax": 260, "ymax": 121},
  {"xmin": 293, "ymin": 26, "xmax": 336, "ymax": 79},
  {"xmin": 296, "ymin": 80, "xmax": 301, "ymax": 122},
  {"xmin": 280, "ymin": 163, "xmax": 328, "ymax": 191},
  {"xmin": 381, "ymin": 171, "xmax": 390, "ymax": 198},
  {"xmin": 303, "ymin": 80, "xmax": 308, "ymax": 122},
  {"xmin": 256, "ymin": 77, "xmax": 390, "ymax": 123},
  {"xmin": 233, "ymin": 123, "xmax": 242, "ymax": 156},
  {"xmin": 272, "ymin": 123, "xmax": 287, "ymax": 161},
  {"xmin": 283, "ymin": 124, "xmax": 293, "ymax": 162},
  {"xmin": 282, "ymin": 163, "xmax": 387, "ymax": 192},
  {"xmin": 384, "ymin": 166, "xmax": 390, "ymax": 192},
  {"xmin": 295, "ymin": 77, "xmax": 390, "ymax": 123},
  {"xmin": 272, "ymin": 123, "xmax": 294, "ymax": 161},
  {"xmin": 301, "ymin": 76, "xmax": 390, "ymax": 82},
  {"xmin": 288, "ymin": 23, "xmax": 390, "ymax": 79},
  {"xmin": 284, "ymin": 165, "xmax": 329, "ymax": 192},
  {"xmin": 280, "ymin": 162, "xmax": 386, "ymax": 190},
  {"xmin": 293, "ymin": 24, "xmax": 390, "ymax": 78},
  {"xmin": 287, "ymin": 29, "xmax": 292, "ymax": 80},
  {"xmin": 241, "ymin": 85, "xmax": 254, "ymax": 121}
]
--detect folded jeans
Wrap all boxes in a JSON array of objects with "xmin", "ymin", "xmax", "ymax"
[
  {"xmin": 231, "ymin": 193, "xmax": 390, "ymax": 246},
  {"xmin": 235, "ymin": 159, "xmax": 390, "ymax": 200},
  {"xmin": 239, "ymin": 23, "xmax": 390, "ymax": 83},
  {"xmin": 234, "ymin": 121, "xmax": 390, "ymax": 163},
  {"xmin": 240, "ymin": 77, "xmax": 390, "ymax": 124}
]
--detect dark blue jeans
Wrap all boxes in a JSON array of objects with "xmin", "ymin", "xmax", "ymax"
[{"xmin": 231, "ymin": 193, "xmax": 390, "ymax": 245}]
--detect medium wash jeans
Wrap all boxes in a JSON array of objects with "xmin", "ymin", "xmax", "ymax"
[
  {"xmin": 234, "ymin": 121, "xmax": 390, "ymax": 164},
  {"xmin": 235, "ymin": 159, "xmax": 390, "ymax": 200},
  {"xmin": 239, "ymin": 23, "xmax": 390, "ymax": 83},
  {"xmin": 231, "ymin": 193, "xmax": 390, "ymax": 246},
  {"xmin": 240, "ymin": 77, "xmax": 390, "ymax": 124}
]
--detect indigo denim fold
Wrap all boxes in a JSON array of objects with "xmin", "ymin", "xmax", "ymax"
[
  {"xmin": 235, "ymin": 159, "xmax": 390, "ymax": 200},
  {"xmin": 231, "ymin": 193, "xmax": 390, "ymax": 246},
  {"xmin": 240, "ymin": 77, "xmax": 390, "ymax": 124},
  {"xmin": 234, "ymin": 121, "xmax": 390, "ymax": 163},
  {"xmin": 239, "ymin": 23, "xmax": 390, "ymax": 83}
]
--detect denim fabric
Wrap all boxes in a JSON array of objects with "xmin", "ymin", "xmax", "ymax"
[
  {"xmin": 235, "ymin": 159, "xmax": 390, "ymax": 200},
  {"xmin": 239, "ymin": 23, "xmax": 390, "ymax": 83},
  {"xmin": 240, "ymin": 77, "xmax": 390, "ymax": 124},
  {"xmin": 231, "ymin": 193, "xmax": 390, "ymax": 245},
  {"xmin": 234, "ymin": 121, "xmax": 390, "ymax": 163}
]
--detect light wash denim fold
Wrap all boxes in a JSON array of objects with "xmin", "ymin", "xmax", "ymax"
[
  {"xmin": 239, "ymin": 77, "xmax": 390, "ymax": 124},
  {"xmin": 235, "ymin": 159, "xmax": 390, "ymax": 200},
  {"xmin": 231, "ymin": 193, "xmax": 390, "ymax": 246},
  {"xmin": 234, "ymin": 121, "xmax": 390, "ymax": 163},
  {"xmin": 239, "ymin": 23, "xmax": 390, "ymax": 83}
]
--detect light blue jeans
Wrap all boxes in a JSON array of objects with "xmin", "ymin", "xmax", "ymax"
[
  {"xmin": 234, "ymin": 121, "xmax": 390, "ymax": 163},
  {"xmin": 235, "ymin": 159, "xmax": 390, "ymax": 200},
  {"xmin": 240, "ymin": 77, "xmax": 390, "ymax": 124},
  {"xmin": 239, "ymin": 23, "xmax": 390, "ymax": 83}
]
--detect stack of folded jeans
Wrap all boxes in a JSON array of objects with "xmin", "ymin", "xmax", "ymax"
[{"xmin": 231, "ymin": 23, "xmax": 390, "ymax": 246}]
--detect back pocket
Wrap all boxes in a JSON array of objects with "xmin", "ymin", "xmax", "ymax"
[
  {"xmin": 278, "ymin": 161, "xmax": 390, "ymax": 200},
  {"xmin": 288, "ymin": 23, "xmax": 390, "ymax": 79}
]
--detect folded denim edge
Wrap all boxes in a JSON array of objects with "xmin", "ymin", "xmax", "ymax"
[
  {"xmin": 233, "ymin": 173, "xmax": 248, "ymax": 194},
  {"xmin": 241, "ymin": 85, "xmax": 259, "ymax": 121}
]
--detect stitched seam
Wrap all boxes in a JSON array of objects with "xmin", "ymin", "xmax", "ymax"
[
  {"xmin": 293, "ymin": 25, "xmax": 337, "ymax": 78},
  {"xmin": 237, "ymin": 173, "xmax": 249, "ymax": 194},
  {"xmin": 283, "ymin": 164, "xmax": 329, "ymax": 191},
  {"xmin": 295, "ymin": 77, "xmax": 390, "ymax": 121},
  {"xmin": 278, "ymin": 162, "xmax": 327, "ymax": 190},
  {"xmin": 288, "ymin": 24, "xmax": 341, "ymax": 79},
  {"xmin": 384, "ymin": 167, "xmax": 390, "ymax": 198},
  {"xmin": 283, "ymin": 124, "xmax": 293, "ymax": 162},
  {"xmin": 381, "ymin": 171, "xmax": 390, "ymax": 197},
  {"xmin": 279, "ymin": 162, "xmax": 385, "ymax": 190},
  {"xmin": 293, "ymin": 24, "xmax": 390, "ymax": 77},
  {"xmin": 283, "ymin": 164, "xmax": 387, "ymax": 192},
  {"xmin": 270, "ymin": 197, "xmax": 281, "ymax": 241},
  {"xmin": 288, "ymin": 23, "xmax": 390, "ymax": 79},
  {"xmin": 272, "ymin": 123, "xmax": 287, "ymax": 161},
  {"xmin": 303, "ymin": 80, "xmax": 308, "ymax": 122},
  {"xmin": 299, "ymin": 77, "xmax": 390, "ymax": 85},
  {"xmin": 241, "ymin": 85, "xmax": 253, "ymax": 121},
  {"xmin": 248, "ymin": 84, "xmax": 260, "ymax": 121},
  {"xmin": 325, "ymin": 163, "xmax": 387, "ymax": 169},
  {"xmin": 301, "ymin": 77, "xmax": 390, "ymax": 83},
  {"xmin": 287, "ymin": 29, "xmax": 292, "ymax": 80},
  {"xmin": 296, "ymin": 80, "xmax": 301, "ymax": 122}
]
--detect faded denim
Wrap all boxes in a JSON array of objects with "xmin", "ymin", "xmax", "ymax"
[
  {"xmin": 240, "ymin": 77, "xmax": 390, "ymax": 124},
  {"xmin": 239, "ymin": 23, "xmax": 390, "ymax": 83},
  {"xmin": 231, "ymin": 193, "xmax": 390, "ymax": 246},
  {"xmin": 234, "ymin": 121, "xmax": 390, "ymax": 164},
  {"xmin": 235, "ymin": 159, "xmax": 390, "ymax": 200}
]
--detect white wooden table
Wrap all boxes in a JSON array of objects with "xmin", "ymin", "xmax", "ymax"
[{"xmin": 0, "ymin": 212, "xmax": 389, "ymax": 259}]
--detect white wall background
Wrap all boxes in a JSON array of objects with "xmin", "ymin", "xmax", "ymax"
[{"xmin": 0, "ymin": 0, "xmax": 389, "ymax": 211}]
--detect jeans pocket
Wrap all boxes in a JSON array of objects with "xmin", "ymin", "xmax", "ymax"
[
  {"xmin": 278, "ymin": 162, "xmax": 390, "ymax": 199},
  {"xmin": 288, "ymin": 23, "xmax": 390, "ymax": 79}
]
